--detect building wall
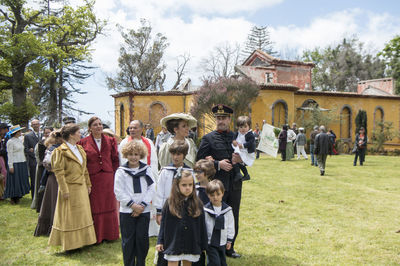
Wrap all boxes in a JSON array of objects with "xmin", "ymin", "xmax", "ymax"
[
  {"xmin": 114, "ymin": 94, "xmax": 194, "ymax": 138},
  {"xmin": 275, "ymin": 65, "xmax": 312, "ymax": 90},
  {"xmin": 114, "ymin": 89, "xmax": 400, "ymax": 150},
  {"xmin": 357, "ymin": 78, "xmax": 394, "ymax": 95}
]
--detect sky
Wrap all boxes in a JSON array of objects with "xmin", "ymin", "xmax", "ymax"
[{"xmin": 67, "ymin": 0, "xmax": 400, "ymax": 129}]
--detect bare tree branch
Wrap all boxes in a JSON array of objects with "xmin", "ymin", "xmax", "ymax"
[{"xmin": 171, "ymin": 53, "xmax": 190, "ymax": 90}]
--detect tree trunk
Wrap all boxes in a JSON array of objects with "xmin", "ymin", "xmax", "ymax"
[
  {"xmin": 11, "ymin": 64, "xmax": 28, "ymax": 127},
  {"xmin": 58, "ymin": 67, "xmax": 64, "ymax": 125},
  {"xmin": 48, "ymin": 60, "xmax": 58, "ymax": 124}
]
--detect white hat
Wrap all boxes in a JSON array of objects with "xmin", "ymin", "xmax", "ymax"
[{"xmin": 160, "ymin": 113, "xmax": 197, "ymax": 129}]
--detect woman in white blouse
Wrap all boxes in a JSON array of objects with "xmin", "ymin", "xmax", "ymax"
[
  {"xmin": 4, "ymin": 125, "xmax": 30, "ymax": 204},
  {"xmin": 158, "ymin": 113, "xmax": 198, "ymax": 168}
]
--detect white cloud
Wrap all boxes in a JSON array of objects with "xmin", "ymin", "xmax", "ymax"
[
  {"xmin": 119, "ymin": 0, "xmax": 283, "ymax": 16},
  {"xmin": 271, "ymin": 9, "xmax": 400, "ymax": 57}
]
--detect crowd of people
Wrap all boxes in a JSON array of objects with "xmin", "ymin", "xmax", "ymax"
[
  {"xmin": 0, "ymin": 104, "xmax": 258, "ymax": 266},
  {"xmin": 277, "ymin": 123, "xmax": 367, "ymax": 176},
  {"xmin": 0, "ymin": 105, "xmax": 368, "ymax": 265}
]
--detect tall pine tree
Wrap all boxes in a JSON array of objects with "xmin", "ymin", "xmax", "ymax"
[{"xmin": 242, "ymin": 25, "xmax": 278, "ymax": 59}]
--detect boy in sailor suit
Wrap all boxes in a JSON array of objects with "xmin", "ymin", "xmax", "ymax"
[
  {"xmin": 114, "ymin": 141, "xmax": 155, "ymax": 266},
  {"xmin": 204, "ymin": 180, "xmax": 235, "ymax": 266}
]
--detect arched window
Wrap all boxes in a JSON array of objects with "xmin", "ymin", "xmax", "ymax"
[
  {"xmin": 120, "ymin": 104, "xmax": 125, "ymax": 137},
  {"xmin": 272, "ymin": 100, "xmax": 288, "ymax": 127},
  {"xmin": 340, "ymin": 105, "xmax": 352, "ymax": 139},
  {"xmin": 374, "ymin": 106, "xmax": 384, "ymax": 131},
  {"xmin": 149, "ymin": 101, "xmax": 167, "ymax": 134},
  {"xmin": 301, "ymin": 99, "xmax": 319, "ymax": 108}
]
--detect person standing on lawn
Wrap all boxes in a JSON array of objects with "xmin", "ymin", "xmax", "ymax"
[
  {"xmin": 78, "ymin": 117, "xmax": 120, "ymax": 243},
  {"xmin": 278, "ymin": 125, "xmax": 288, "ymax": 161},
  {"xmin": 48, "ymin": 124, "xmax": 96, "ymax": 251},
  {"xmin": 309, "ymin": 125, "xmax": 319, "ymax": 166},
  {"xmin": 314, "ymin": 126, "xmax": 332, "ymax": 176},
  {"xmin": 294, "ymin": 128, "xmax": 308, "ymax": 160},
  {"xmin": 196, "ymin": 104, "xmax": 243, "ymax": 259},
  {"xmin": 4, "ymin": 125, "xmax": 30, "ymax": 204},
  {"xmin": 353, "ymin": 127, "xmax": 367, "ymax": 166},
  {"xmin": 24, "ymin": 119, "xmax": 41, "ymax": 199}
]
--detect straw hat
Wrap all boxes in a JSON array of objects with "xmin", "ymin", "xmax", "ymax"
[
  {"xmin": 8, "ymin": 125, "xmax": 25, "ymax": 135},
  {"xmin": 102, "ymin": 128, "xmax": 116, "ymax": 137},
  {"xmin": 160, "ymin": 113, "xmax": 197, "ymax": 129}
]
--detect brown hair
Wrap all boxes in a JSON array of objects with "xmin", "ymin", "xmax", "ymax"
[
  {"xmin": 206, "ymin": 179, "xmax": 225, "ymax": 195},
  {"xmin": 166, "ymin": 119, "xmax": 186, "ymax": 134},
  {"xmin": 121, "ymin": 141, "xmax": 147, "ymax": 159},
  {"xmin": 237, "ymin": 115, "xmax": 251, "ymax": 128},
  {"xmin": 88, "ymin": 116, "xmax": 101, "ymax": 128},
  {"xmin": 169, "ymin": 140, "xmax": 189, "ymax": 156},
  {"xmin": 168, "ymin": 170, "xmax": 202, "ymax": 218},
  {"xmin": 44, "ymin": 130, "xmax": 63, "ymax": 147},
  {"xmin": 194, "ymin": 159, "xmax": 216, "ymax": 180},
  {"xmin": 60, "ymin": 124, "xmax": 80, "ymax": 141}
]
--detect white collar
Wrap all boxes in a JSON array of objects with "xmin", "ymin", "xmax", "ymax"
[{"xmin": 66, "ymin": 141, "xmax": 77, "ymax": 150}]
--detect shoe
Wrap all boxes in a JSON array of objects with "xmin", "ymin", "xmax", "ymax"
[
  {"xmin": 242, "ymin": 174, "xmax": 250, "ymax": 181},
  {"xmin": 320, "ymin": 170, "xmax": 325, "ymax": 176},
  {"xmin": 226, "ymin": 250, "xmax": 241, "ymax": 258},
  {"xmin": 353, "ymin": 163, "xmax": 356, "ymax": 166}
]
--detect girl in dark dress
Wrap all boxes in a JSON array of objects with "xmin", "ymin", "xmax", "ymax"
[{"xmin": 156, "ymin": 169, "xmax": 208, "ymax": 266}]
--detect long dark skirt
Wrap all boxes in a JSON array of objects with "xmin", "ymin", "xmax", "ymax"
[
  {"xmin": 3, "ymin": 162, "xmax": 30, "ymax": 199},
  {"xmin": 34, "ymin": 172, "xmax": 58, "ymax": 236}
]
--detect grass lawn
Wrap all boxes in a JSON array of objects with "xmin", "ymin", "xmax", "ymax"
[{"xmin": 1, "ymin": 155, "xmax": 400, "ymax": 265}]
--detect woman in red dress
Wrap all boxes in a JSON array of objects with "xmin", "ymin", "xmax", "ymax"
[{"xmin": 78, "ymin": 117, "xmax": 120, "ymax": 243}]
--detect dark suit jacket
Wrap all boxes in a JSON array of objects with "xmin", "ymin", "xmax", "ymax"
[
  {"xmin": 196, "ymin": 130, "xmax": 235, "ymax": 191},
  {"xmin": 24, "ymin": 131, "xmax": 40, "ymax": 164},
  {"xmin": 314, "ymin": 132, "xmax": 332, "ymax": 155},
  {"xmin": 233, "ymin": 131, "xmax": 256, "ymax": 153}
]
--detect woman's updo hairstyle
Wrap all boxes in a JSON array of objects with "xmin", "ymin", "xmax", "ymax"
[
  {"xmin": 60, "ymin": 124, "xmax": 80, "ymax": 141},
  {"xmin": 88, "ymin": 116, "xmax": 101, "ymax": 128},
  {"xmin": 44, "ymin": 130, "xmax": 63, "ymax": 147},
  {"xmin": 166, "ymin": 119, "xmax": 184, "ymax": 134}
]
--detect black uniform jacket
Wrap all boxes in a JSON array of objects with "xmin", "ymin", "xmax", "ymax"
[
  {"xmin": 196, "ymin": 130, "xmax": 235, "ymax": 191},
  {"xmin": 157, "ymin": 200, "xmax": 208, "ymax": 255}
]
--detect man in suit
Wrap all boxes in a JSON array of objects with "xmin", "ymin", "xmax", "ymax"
[
  {"xmin": 314, "ymin": 125, "xmax": 332, "ymax": 176},
  {"xmin": 24, "ymin": 119, "xmax": 41, "ymax": 198},
  {"xmin": 196, "ymin": 104, "xmax": 243, "ymax": 258}
]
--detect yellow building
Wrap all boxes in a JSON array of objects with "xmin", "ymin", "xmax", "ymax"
[{"xmin": 112, "ymin": 51, "xmax": 400, "ymax": 151}]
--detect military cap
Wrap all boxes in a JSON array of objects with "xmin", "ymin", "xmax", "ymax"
[{"xmin": 212, "ymin": 104, "xmax": 233, "ymax": 116}]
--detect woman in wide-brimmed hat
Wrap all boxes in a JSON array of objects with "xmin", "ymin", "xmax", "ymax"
[
  {"xmin": 3, "ymin": 125, "xmax": 30, "ymax": 204},
  {"xmin": 158, "ymin": 113, "xmax": 198, "ymax": 168}
]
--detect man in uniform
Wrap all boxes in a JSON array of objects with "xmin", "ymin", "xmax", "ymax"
[{"xmin": 196, "ymin": 104, "xmax": 242, "ymax": 258}]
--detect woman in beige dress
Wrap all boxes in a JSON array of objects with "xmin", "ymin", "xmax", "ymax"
[
  {"xmin": 48, "ymin": 124, "xmax": 96, "ymax": 251},
  {"xmin": 158, "ymin": 113, "xmax": 198, "ymax": 168}
]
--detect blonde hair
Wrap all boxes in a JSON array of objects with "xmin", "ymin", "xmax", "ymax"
[{"xmin": 121, "ymin": 141, "xmax": 147, "ymax": 159}]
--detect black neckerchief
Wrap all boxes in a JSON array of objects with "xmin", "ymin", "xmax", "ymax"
[
  {"xmin": 120, "ymin": 162, "xmax": 153, "ymax": 193},
  {"xmin": 204, "ymin": 202, "xmax": 231, "ymax": 247}
]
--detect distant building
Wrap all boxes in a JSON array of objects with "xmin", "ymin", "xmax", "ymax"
[{"xmin": 112, "ymin": 50, "xmax": 400, "ymax": 151}]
